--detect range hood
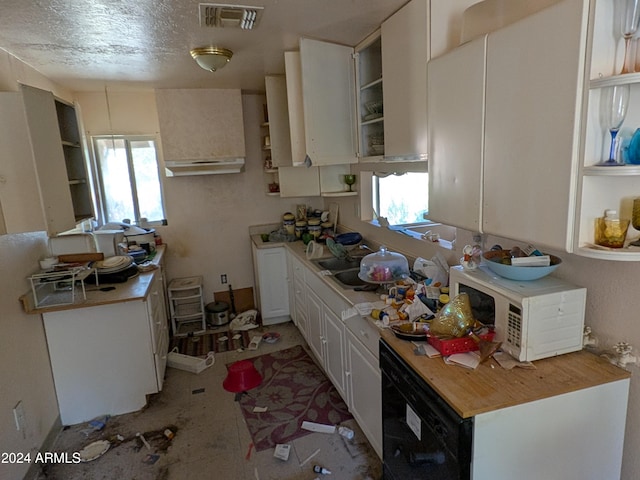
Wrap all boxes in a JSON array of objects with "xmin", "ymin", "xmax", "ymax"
[{"xmin": 165, "ymin": 158, "xmax": 245, "ymax": 176}]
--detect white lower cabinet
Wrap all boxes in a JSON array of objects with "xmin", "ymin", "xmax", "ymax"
[
  {"xmin": 252, "ymin": 244, "xmax": 290, "ymax": 325},
  {"xmin": 345, "ymin": 329, "xmax": 382, "ymax": 458},
  {"xmin": 41, "ymin": 270, "xmax": 168, "ymax": 426},
  {"xmin": 290, "ymin": 250, "xmax": 381, "ymax": 458}
]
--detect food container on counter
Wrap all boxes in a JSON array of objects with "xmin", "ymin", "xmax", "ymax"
[
  {"xmin": 358, "ymin": 246, "xmax": 410, "ymax": 283},
  {"xmin": 295, "ymin": 220, "xmax": 307, "ymax": 238},
  {"xmin": 283, "ymin": 212, "xmax": 295, "ymax": 235},
  {"xmin": 308, "ymin": 218, "xmax": 321, "ymax": 239}
]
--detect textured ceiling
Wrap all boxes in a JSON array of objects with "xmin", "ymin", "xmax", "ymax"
[{"xmin": 0, "ymin": 0, "xmax": 409, "ymax": 92}]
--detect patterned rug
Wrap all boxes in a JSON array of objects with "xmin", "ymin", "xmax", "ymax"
[
  {"xmin": 233, "ymin": 345, "xmax": 352, "ymax": 451},
  {"xmin": 170, "ymin": 330, "xmax": 250, "ymax": 355}
]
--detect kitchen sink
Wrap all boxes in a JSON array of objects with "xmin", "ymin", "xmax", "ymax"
[
  {"xmin": 315, "ymin": 257, "xmax": 362, "ymax": 271},
  {"xmin": 332, "ymin": 270, "xmax": 368, "ymax": 287}
]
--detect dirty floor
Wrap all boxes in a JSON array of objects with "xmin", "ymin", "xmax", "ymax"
[{"xmin": 35, "ymin": 322, "xmax": 382, "ymax": 480}]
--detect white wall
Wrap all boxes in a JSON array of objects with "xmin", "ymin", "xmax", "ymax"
[
  {"xmin": 73, "ymin": 90, "xmax": 319, "ymax": 304},
  {"xmin": 0, "ymin": 51, "xmax": 66, "ymax": 480}
]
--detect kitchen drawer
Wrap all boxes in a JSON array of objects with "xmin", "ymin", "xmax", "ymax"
[
  {"xmin": 305, "ymin": 269, "xmax": 350, "ymax": 318},
  {"xmin": 345, "ymin": 314, "xmax": 380, "ymax": 359}
]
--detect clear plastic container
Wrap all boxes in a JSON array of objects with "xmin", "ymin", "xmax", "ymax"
[{"xmin": 358, "ymin": 246, "xmax": 409, "ymax": 283}]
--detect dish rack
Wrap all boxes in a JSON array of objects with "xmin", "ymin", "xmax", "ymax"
[{"xmin": 30, "ymin": 266, "xmax": 96, "ymax": 307}]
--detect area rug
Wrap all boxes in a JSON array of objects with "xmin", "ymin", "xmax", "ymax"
[
  {"xmin": 170, "ymin": 330, "xmax": 250, "ymax": 355},
  {"xmin": 232, "ymin": 345, "xmax": 352, "ymax": 451}
]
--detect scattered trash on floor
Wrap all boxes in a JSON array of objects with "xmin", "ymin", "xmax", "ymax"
[
  {"xmin": 313, "ymin": 464, "xmax": 332, "ymax": 475},
  {"xmin": 248, "ymin": 335, "xmax": 262, "ymax": 350},
  {"xmin": 273, "ymin": 444, "xmax": 290, "ymax": 461},
  {"xmin": 192, "ymin": 387, "xmax": 205, "ymax": 394},
  {"xmin": 167, "ymin": 348, "xmax": 215, "ymax": 374},
  {"xmin": 136, "ymin": 432, "xmax": 151, "ymax": 450},
  {"xmin": 78, "ymin": 439, "xmax": 110, "ymax": 462},
  {"xmin": 142, "ymin": 453, "xmax": 160, "ymax": 465},
  {"xmin": 230, "ymin": 309, "xmax": 259, "ymax": 331},
  {"xmin": 262, "ymin": 332, "xmax": 281, "ymax": 344},
  {"xmin": 299, "ymin": 448, "xmax": 321, "ymax": 467},
  {"xmin": 338, "ymin": 425, "xmax": 354, "ymax": 440},
  {"xmin": 252, "ymin": 406, "xmax": 268, "ymax": 413},
  {"xmin": 301, "ymin": 421, "xmax": 336, "ymax": 434},
  {"xmin": 245, "ymin": 442, "xmax": 254, "ymax": 461},
  {"xmin": 81, "ymin": 415, "xmax": 110, "ymax": 436},
  {"xmin": 163, "ymin": 428, "xmax": 175, "ymax": 440}
]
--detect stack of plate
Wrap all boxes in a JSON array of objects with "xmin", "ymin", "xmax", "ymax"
[{"xmin": 94, "ymin": 255, "xmax": 134, "ymax": 274}]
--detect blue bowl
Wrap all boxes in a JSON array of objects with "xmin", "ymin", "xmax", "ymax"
[
  {"xmin": 483, "ymin": 250, "xmax": 561, "ymax": 281},
  {"xmin": 336, "ymin": 232, "xmax": 363, "ymax": 246}
]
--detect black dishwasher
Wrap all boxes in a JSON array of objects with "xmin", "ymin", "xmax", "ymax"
[{"xmin": 380, "ymin": 339, "xmax": 472, "ymax": 480}]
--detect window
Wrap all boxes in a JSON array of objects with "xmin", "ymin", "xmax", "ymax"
[
  {"xmin": 92, "ymin": 136, "xmax": 166, "ymax": 225},
  {"xmin": 372, "ymin": 171, "xmax": 429, "ymax": 225}
]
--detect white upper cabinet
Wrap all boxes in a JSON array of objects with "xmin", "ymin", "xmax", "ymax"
[
  {"xmin": 482, "ymin": 0, "xmax": 588, "ymax": 251},
  {"xmin": 428, "ymin": 36, "xmax": 487, "ymax": 232},
  {"xmin": 283, "ymin": 50, "xmax": 357, "ymax": 197},
  {"xmin": 427, "ymin": 0, "xmax": 589, "ymax": 252},
  {"xmin": 265, "ymin": 75, "xmax": 293, "ymax": 168},
  {"xmin": 299, "ymin": 38, "xmax": 358, "ymax": 166},
  {"xmin": 0, "ymin": 85, "xmax": 79, "ymax": 236},
  {"xmin": 380, "ymin": 0, "xmax": 429, "ymax": 160}
]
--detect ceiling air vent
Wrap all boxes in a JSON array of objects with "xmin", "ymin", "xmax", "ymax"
[{"xmin": 199, "ymin": 3, "xmax": 264, "ymax": 30}]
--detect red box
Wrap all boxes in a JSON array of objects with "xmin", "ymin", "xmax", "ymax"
[{"xmin": 427, "ymin": 331, "xmax": 495, "ymax": 356}]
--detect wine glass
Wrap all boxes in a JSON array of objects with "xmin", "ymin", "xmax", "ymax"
[
  {"xmin": 621, "ymin": 0, "xmax": 640, "ymax": 74},
  {"xmin": 631, "ymin": 198, "xmax": 640, "ymax": 246},
  {"xmin": 597, "ymin": 84, "xmax": 630, "ymax": 166},
  {"xmin": 343, "ymin": 174, "xmax": 356, "ymax": 192}
]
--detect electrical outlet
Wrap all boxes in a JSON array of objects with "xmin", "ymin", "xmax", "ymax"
[
  {"xmin": 13, "ymin": 401, "xmax": 25, "ymax": 434},
  {"xmin": 221, "ymin": 274, "xmax": 227, "ymax": 284}
]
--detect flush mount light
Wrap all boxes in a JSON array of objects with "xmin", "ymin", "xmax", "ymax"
[{"xmin": 190, "ymin": 47, "xmax": 233, "ymax": 72}]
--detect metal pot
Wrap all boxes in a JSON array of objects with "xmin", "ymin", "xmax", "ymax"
[{"xmin": 205, "ymin": 301, "xmax": 229, "ymax": 326}]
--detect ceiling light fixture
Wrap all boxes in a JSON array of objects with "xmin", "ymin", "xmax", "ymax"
[{"xmin": 190, "ymin": 47, "xmax": 233, "ymax": 72}]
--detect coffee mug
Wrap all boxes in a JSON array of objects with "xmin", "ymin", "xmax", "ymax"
[{"xmin": 388, "ymin": 286, "xmax": 406, "ymax": 301}]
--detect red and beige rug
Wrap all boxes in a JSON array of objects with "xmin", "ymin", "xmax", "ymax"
[{"xmin": 232, "ymin": 345, "xmax": 352, "ymax": 451}]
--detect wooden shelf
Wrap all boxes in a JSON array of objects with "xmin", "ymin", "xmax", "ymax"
[{"xmin": 321, "ymin": 190, "xmax": 358, "ymax": 197}]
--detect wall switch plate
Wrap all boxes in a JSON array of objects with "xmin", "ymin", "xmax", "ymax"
[{"xmin": 221, "ymin": 274, "xmax": 227, "ymax": 284}]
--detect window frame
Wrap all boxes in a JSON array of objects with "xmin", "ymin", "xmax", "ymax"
[{"xmin": 90, "ymin": 134, "xmax": 166, "ymax": 226}]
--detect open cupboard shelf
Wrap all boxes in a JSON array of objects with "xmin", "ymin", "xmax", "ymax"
[{"xmin": 575, "ymin": 0, "xmax": 640, "ymax": 261}]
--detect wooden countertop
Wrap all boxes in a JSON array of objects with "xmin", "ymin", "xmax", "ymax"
[
  {"xmin": 380, "ymin": 328, "xmax": 631, "ymax": 418},
  {"xmin": 21, "ymin": 245, "xmax": 166, "ymax": 314},
  {"xmin": 251, "ymin": 231, "xmax": 631, "ymax": 419}
]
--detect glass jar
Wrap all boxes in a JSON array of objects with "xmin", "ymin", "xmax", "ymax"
[
  {"xmin": 595, "ymin": 209, "xmax": 630, "ymax": 248},
  {"xmin": 295, "ymin": 220, "xmax": 307, "ymax": 238},
  {"xmin": 283, "ymin": 212, "xmax": 295, "ymax": 235}
]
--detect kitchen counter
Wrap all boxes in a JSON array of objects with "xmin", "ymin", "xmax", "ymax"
[
  {"xmin": 20, "ymin": 245, "xmax": 166, "ymax": 314},
  {"xmin": 256, "ymin": 234, "xmax": 631, "ymax": 420},
  {"xmin": 251, "ymin": 232, "xmax": 381, "ymax": 314},
  {"xmin": 380, "ymin": 328, "xmax": 631, "ymax": 418}
]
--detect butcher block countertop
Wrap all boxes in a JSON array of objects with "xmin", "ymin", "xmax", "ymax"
[
  {"xmin": 21, "ymin": 245, "xmax": 166, "ymax": 315},
  {"xmin": 380, "ymin": 328, "xmax": 631, "ymax": 418}
]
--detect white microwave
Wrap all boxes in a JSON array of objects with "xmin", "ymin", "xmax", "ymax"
[{"xmin": 449, "ymin": 265, "xmax": 587, "ymax": 362}]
